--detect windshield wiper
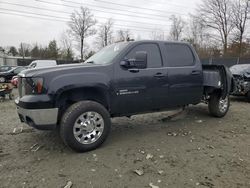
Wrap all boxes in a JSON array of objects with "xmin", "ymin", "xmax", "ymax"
[{"xmin": 86, "ymin": 61, "xmax": 95, "ymax": 64}]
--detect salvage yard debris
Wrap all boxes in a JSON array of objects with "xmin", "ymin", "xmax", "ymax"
[
  {"xmin": 161, "ymin": 107, "xmax": 186, "ymax": 122},
  {"xmin": 157, "ymin": 170, "xmax": 164, "ymax": 175},
  {"xmin": 195, "ymin": 120, "xmax": 203, "ymax": 123},
  {"xmin": 64, "ymin": 181, "xmax": 73, "ymax": 188},
  {"xmin": 12, "ymin": 127, "xmax": 23, "ymax": 134},
  {"xmin": 8, "ymin": 127, "xmax": 34, "ymax": 135},
  {"xmin": 149, "ymin": 182, "xmax": 159, "ymax": 188},
  {"xmin": 146, "ymin": 154, "xmax": 154, "ymax": 160},
  {"xmin": 134, "ymin": 169, "xmax": 144, "ymax": 176},
  {"xmin": 30, "ymin": 143, "xmax": 43, "ymax": 152}
]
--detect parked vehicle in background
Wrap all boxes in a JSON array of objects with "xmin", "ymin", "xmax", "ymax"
[
  {"xmin": 0, "ymin": 65, "xmax": 16, "ymax": 72},
  {"xmin": 28, "ymin": 60, "xmax": 57, "ymax": 69},
  {"xmin": 230, "ymin": 64, "xmax": 250, "ymax": 101},
  {"xmin": 0, "ymin": 66, "xmax": 27, "ymax": 83},
  {"xmin": 16, "ymin": 40, "xmax": 234, "ymax": 152},
  {"xmin": 12, "ymin": 59, "xmax": 56, "ymax": 86}
]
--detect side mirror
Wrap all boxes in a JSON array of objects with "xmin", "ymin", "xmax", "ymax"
[
  {"xmin": 120, "ymin": 51, "xmax": 147, "ymax": 69},
  {"xmin": 134, "ymin": 51, "xmax": 147, "ymax": 69},
  {"xmin": 120, "ymin": 60, "xmax": 130, "ymax": 68}
]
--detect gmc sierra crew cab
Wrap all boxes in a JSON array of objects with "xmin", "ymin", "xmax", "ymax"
[{"xmin": 15, "ymin": 40, "xmax": 234, "ymax": 152}]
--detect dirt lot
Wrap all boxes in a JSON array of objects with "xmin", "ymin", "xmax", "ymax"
[{"xmin": 0, "ymin": 90, "xmax": 250, "ymax": 188}]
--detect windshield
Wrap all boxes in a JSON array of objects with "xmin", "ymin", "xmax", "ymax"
[{"xmin": 84, "ymin": 42, "xmax": 129, "ymax": 65}]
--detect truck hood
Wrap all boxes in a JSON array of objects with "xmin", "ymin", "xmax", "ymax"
[{"xmin": 20, "ymin": 63, "xmax": 105, "ymax": 78}]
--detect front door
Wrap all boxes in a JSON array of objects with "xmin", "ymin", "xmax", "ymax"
[{"xmin": 112, "ymin": 43, "xmax": 166, "ymax": 115}]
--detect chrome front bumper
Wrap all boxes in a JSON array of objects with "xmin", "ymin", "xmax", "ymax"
[{"xmin": 16, "ymin": 104, "xmax": 58, "ymax": 130}]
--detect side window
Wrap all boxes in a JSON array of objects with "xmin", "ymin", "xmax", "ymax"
[
  {"xmin": 164, "ymin": 44, "xmax": 195, "ymax": 67},
  {"xmin": 125, "ymin": 43, "xmax": 162, "ymax": 68}
]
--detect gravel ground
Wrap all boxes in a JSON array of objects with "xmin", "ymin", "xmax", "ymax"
[{"xmin": 0, "ymin": 90, "xmax": 250, "ymax": 188}]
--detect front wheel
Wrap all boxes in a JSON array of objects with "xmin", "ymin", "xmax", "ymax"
[
  {"xmin": 60, "ymin": 101, "xmax": 111, "ymax": 152},
  {"xmin": 208, "ymin": 93, "xmax": 230, "ymax": 118}
]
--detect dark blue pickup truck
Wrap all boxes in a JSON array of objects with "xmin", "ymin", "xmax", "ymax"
[{"xmin": 15, "ymin": 40, "xmax": 234, "ymax": 152}]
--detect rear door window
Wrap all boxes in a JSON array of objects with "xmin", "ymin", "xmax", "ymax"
[
  {"xmin": 164, "ymin": 44, "xmax": 195, "ymax": 67},
  {"xmin": 125, "ymin": 43, "xmax": 162, "ymax": 68}
]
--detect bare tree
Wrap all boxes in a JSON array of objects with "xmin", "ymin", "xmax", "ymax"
[
  {"xmin": 188, "ymin": 15, "xmax": 206, "ymax": 47},
  {"xmin": 199, "ymin": 0, "xmax": 234, "ymax": 55},
  {"xmin": 60, "ymin": 32, "xmax": 74, "ymax": 60},
  {"xmin": 68, "ymin": 7, "xmax": 97, "ymax": 60},
  {"xmin": 96, "ymin": 19, "xmax": 114, "ymax": 49},
  {"xmin": 169, "ymin": 15, "xmax": 185, "ymax": 41},
  {"xmin": 150, "ymin": 29, "xmax": 165, "ymax": 40},
  {"xmin": 116, "ymin": 29, "xmax": 131, "ymax": 42},
  {"xmin": 232, "ymin": 0, "xmax": 249, "ymax": 56},
  {"xmin": 18, "ymin": 43, "xmax": 30, "ymax": 59}
]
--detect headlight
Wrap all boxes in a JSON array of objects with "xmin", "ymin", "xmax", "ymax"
[{"xmin": 25, "ymin": 77, "xmax": 44, "ymax": 94}]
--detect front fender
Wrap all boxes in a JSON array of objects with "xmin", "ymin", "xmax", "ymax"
[{"xmin": 47, "ymin": 72, "xmax": 111, "ymax": 96}]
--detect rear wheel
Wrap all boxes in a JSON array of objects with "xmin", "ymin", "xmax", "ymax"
[
  {"xmin": 60, "ymin": 101, "xmax": 111, "ymax": 152},
  {"xmin": 208, "ymin": 92, "xmax": 230, "ymax": 118}
]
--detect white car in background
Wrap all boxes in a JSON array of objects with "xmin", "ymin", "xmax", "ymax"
[{"xmin": 29, "ymin": 60, "xmax": 57, "ymax": 69}]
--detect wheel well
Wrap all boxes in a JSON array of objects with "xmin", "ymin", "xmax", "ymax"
[
  {"xmin": 231, "ymin": 77, "xmax": 236, "ymax": 93},
  {"xmin": 204, "ymin": 87, "xmax": 222, "ymax": 96},
  {"xmin": 56, "ymin": 87, "xmax": 110, "ymax": 122}
]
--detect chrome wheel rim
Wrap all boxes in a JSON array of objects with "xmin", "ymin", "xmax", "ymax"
[
  {"xmin": 219, "ymin": 96, "xmax": 228, "ymax": 113},
  {"xmin": 73, "ymin": 111, "xmax": 104, "ymax": 145}
]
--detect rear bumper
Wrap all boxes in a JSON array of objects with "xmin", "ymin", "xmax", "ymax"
[{"xmin": 15, "ymin": 98, "xmax": 58, "ymax": 130}]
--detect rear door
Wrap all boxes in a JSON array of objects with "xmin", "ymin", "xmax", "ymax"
[
  {"xmin": 112, "ymin": 43, "xmax": 167, "ymax": 115},
  {"xmin": 163, "ymin": 43, "xmax": 203, "ymax": 107}
]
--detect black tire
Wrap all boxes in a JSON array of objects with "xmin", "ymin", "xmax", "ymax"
[
  {"xmin": 208, "ymin": 93, "xmax": 230, "ymax": 118},
  {"xmin": 60, "ymin": 101, "xmax": 111, "ymax": 152}
]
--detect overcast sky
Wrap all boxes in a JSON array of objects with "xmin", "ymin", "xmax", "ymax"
[{"xmin": 0, "ymin": 0, "xmax": 202, "ymax": 51}]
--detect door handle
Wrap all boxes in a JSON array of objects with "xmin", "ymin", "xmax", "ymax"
[
  {"xmin": 154, "ymin": 72, "xmax": 165, "ymax": 78},
  {"xmin": 129, "ymin": 69, "xmax": 139, "ymax": 73},
  {"xmin": 191, "ymin": 71, "xmax": 201, "ymax": 75}
]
